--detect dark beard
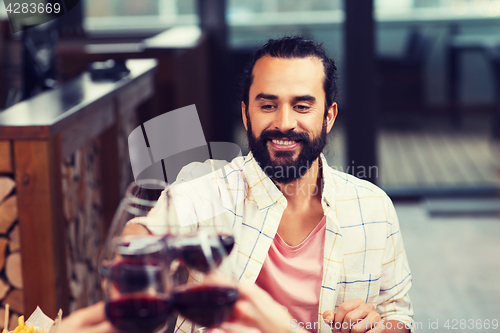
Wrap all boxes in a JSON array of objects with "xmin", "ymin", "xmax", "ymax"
[{"xmin": 247, "ymin": 118, "xmax": 327, "ymax": 184}]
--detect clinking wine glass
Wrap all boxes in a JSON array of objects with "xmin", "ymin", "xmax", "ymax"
[
  {"xmin": 162, "ymin": 183, "xmax": 237, "ymax": 270},
  {"xmin": 168, "ymin": 225, "xmax": 239, "ymax": 329},
  {"xmin": 99, "ymin": 179, "xmax": 168, "ymax": 276},
  {"xmin": 161, "ymin": 180, "xmax": 239, "ymax": 329},
  {"xmin": 104, "ymin": 234, "xmax": 174, "ymax": 333}
]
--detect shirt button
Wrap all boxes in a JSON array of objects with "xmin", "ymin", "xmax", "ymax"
[{"xmin": 244, "ymin": 272, "xmax": 252, "ymax": 279}]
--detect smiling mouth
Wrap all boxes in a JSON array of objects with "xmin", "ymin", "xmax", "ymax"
[
  {"xmin": 271, "ymin": 139, "xmax": 297, "ymax": 145},
  {"xmin": 269, "ymin": 139, "xmax": 300, "ymax": 150}
]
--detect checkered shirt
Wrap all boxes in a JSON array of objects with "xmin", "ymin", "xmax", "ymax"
[{"xmin": 144, "ymin": 152, "xmax": 414, "ymax": 333}]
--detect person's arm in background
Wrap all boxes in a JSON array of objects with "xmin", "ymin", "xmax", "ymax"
[{"xmin": 57, "ymin": 302, "xmax": 118, "ymax": 333}]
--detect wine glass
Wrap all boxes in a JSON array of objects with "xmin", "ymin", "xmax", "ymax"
[
  {"xmin": 99, "ymin": 179, "xmax": 168, "ymax": 275},
  {"xmin": 158, "ymin": 180, "xmax": 239, "ymax": 330},
  {"xmin": 164, "ymin": 183, "xmax": 236, "ymax": 268},
  {"xmin": 104, "ymin": 234, "xmax": 174, "ymax": 333},
  {"xmin": 168, "ymin": 225, "xmax": 239, "ymax": 329}
]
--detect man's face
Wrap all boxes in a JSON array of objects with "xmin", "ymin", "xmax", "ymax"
[{"xmin": 242, "ymin": 56, "xmax": 337, "ymax": 183}]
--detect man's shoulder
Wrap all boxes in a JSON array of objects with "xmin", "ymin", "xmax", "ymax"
[
  {"xmin": 174, "ymin": 155, "xmax": 248, "ymax": 184},
  {"xmin": 323, "ymin": 164, "xmax": 390, "ymax": 201},
  {"xmin": 323, "ymin": 166, "xmax": 397, "ymax": 230}
]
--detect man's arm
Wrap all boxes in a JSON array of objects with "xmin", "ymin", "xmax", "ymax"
[
  {"xmin": 223, "ymin": 284, "xmax": 309, "ymax": 333},
  {"xmin": 122, "ymin": 222, "xmax": 151, "ymax": 235},
  {"xmin": 57, "ymin": 302, "xmax": 118, "ymax": 333},
  {"xmin": 377, "ymin": 195, "xmax": 414, "ymax": 332}
]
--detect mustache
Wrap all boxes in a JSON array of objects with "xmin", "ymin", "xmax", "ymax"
[{"xmin": 259, "ymin": 130, "xmax": 310, "ymax": 143}]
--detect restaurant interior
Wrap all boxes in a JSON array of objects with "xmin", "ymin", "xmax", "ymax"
[{"xmin": 0, "ymin": 0, "xmax": 499, "ymax": 332}]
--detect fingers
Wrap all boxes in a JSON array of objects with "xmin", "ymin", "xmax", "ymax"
[
  {"xmin": 323, "ymin": 310, "xmax": 335, "ymax": 325},
  {"xmin": 329, "ymin": 299, "xmax": 378, "ymax": 333},
  {"xmin": 57, "ymin": 302, "xmax": 118, "ymax": 333},
  {"xmin": 332, "ymin": 298, "xmax": 364, "ymax": 332},
  {"xmin": 341, "ymin": 303, "xmax": 375, "ymax": 333},
  {"xmin": 229, "ymin": 283, "xmax": 294, "ymax": 333},
  {"xmin": 78, "ymin": 321, "xmax": 119, "ymax": 333},
  {"xmin": 348, "ymin": 303, "xmax": 375, "ymax": 321},
  {"xmin": 228, "ymin": 297, "xmax": 254, "ymax": 325},
  {"xmin": 65, "ymin": 302, "xmax": 107, "ymax": 327},
  {"xmin": 236, "ymin": 283, "xmax": 254, "ymax": 301},
  {"xmin": 239, "ymin": 283, "xmax": 273, "ymax": 304},
  {"xmin": 364, "ymin": 312, "xmax": 384, "ymax": 333},
  {"xmin": 350, "ymin": 312, "xmax": 383, "ymax": 333}
]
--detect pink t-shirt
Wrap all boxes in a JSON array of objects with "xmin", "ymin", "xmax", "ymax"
[{"xmin": 256, "ymin": 216, "xmax": 326, "ymax": 333}]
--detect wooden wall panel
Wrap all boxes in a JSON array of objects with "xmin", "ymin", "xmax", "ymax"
[{"xmin": 0, "ymin": 142, "xmax": 12, "ymax": 173}]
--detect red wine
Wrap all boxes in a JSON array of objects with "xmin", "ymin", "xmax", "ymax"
[
  {"xmin": 99, "ymin": 237, "xmax": 166, "ymax": 277},
  {"xmin": 168, "ymin": 235, "xmax": 235, "ymax": 272},
  {"xmin": 106, "ymin": 296, "xmax": 172, "ymax": 333},
  {"xmin": 171, "ymin": 286, "xmax": 239, "ymax": 328},
  {"xmin": 117, "ymin": 236, "xmax": 166, "ymax": 262},
  {"xmin": 110, "ymin": 262, "xmax": 163, "ymax": 293}
]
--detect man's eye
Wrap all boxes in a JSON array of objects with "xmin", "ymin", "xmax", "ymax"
[
  {"xmin": 261, "ymin": 105, "xmax": 275, "ymax": 110},
  {"xmin": 295, "ymin": 105, "xmax": 310, "ymax": 111}
]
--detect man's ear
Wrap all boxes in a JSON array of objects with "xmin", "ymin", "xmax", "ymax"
[
  {"xmin": 241, "ymin": 101, "xmax": 248, "ymax": 131},
  {"xmin": 326, "ymin": 102, "xmax": 338, "ymax": 134}
]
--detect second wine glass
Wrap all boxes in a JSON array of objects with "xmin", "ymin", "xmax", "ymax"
[
  {"xmin": 99, "ymin": 179, "xmax": 168, "ymax": 276},
  {"xmin": 104, "ymin": 234, "xmax": 174, "ymax": 333},
  {"xmin": 168, "ymin": 226, "xmax": 239, "ymax": 329}
]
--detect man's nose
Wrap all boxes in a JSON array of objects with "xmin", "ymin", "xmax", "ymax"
[{"xmin": 274, "ymin": 106, "xmax": 296, "ymax": 132}]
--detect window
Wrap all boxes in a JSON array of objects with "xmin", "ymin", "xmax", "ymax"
[
  {"xmin": 227, "ymin": 0, "xmax": 343, "ymax": 26},
  {"xmin": 376, "ymin": 0, "xmax": 500, "ymax": 19},
  {"xmin": 226, "ymin": 0, "xmax": 500, "ymax": 26},
  {"xmin": 82, "ymin": 0, "xmax": 500, "ymax": 33},
  {"xmin": 84, "ymin": 0, "xmax": 197, "ymax": 32}
]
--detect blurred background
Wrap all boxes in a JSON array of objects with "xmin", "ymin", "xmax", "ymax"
[{"xmin": 0, "ymin": 0, "xmax": 499, "ymax": 332}]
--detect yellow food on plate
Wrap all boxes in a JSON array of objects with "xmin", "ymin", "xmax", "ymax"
[{"xmin": 8, "ymin": 316, "xmax": 45, "ymax": 333}]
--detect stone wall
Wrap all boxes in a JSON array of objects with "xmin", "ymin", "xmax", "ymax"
[{"xmin": 61, "ymin": 139, "xmax": 104, "ymax": 313}]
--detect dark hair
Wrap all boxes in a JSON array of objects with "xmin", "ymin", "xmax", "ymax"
[{"xmin": 240, "ymin": 36, "xmax": 338, "ymax": 117}]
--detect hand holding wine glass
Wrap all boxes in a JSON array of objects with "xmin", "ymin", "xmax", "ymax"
[
  {"xmin": 168, "ymin": 225, "xmax": 239, "ymax": 329},
  {"xmin": 219, "ymin": 284, "xmax": 307, "ymax": 333},
  {"xmin": 104, "ymin": 235, "xmax": 173, "ymax": 333},
  {"xmin": 57, "ymin": 302, "xmax": 119, "ymax": 333}
]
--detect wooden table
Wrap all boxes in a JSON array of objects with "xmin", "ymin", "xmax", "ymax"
[{"xmin": 0, "ymin": 59, "xmax": 157, "ymax": 318}]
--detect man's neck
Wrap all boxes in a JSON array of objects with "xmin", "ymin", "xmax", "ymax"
[{"xmin": 275, "ymin": 158, "xmax": 323, "ymax": 209}]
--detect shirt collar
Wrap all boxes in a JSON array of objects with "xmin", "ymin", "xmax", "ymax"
[
  {"xmin": 244, "ymin": 152, "xmax": 285, "ymax": 210},
  {"xmin": 319, "ymin": 153, "xmax": 336, "ymax": 208},
  {"xmin": 244, "ymin": 152, "xmax": 337, "ymax": 211}
]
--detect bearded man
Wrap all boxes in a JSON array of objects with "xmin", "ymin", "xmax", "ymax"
[{"xmin": 135, "ymin": 37, "xmax": 414, "ymax": 333}]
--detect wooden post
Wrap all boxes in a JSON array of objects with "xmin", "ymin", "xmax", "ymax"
[
  {"xmin": 99, "ymin": 123, "xmax": 120, "ymax": 235},
  {"xmin": 343, "ymin": 0, "xmax": 378, "ymax": 184},
  {"xmin": 0, "ymin": 142, "xmax": 13, "ymax": 173},
  {"xmin": 14, "ymin": 136, "xmax": 69, "ymax": 318}
]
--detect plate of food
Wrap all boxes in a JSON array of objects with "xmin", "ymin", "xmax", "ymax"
[{"xmin": 3, "ymin": 304, "xmax": 62, "ymax": 333}]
